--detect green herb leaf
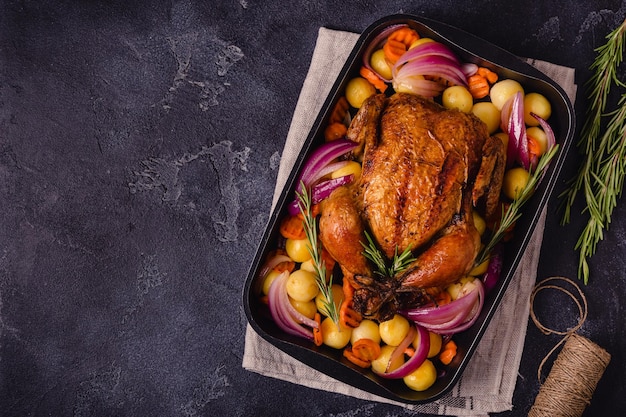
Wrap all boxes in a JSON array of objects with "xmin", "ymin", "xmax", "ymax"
[
  {"xmin": 296, "ymin": 182, "xmax": 340, "ymax": 324},
  {"xmin": 560, "ymin": 18, "xmax": 626, "ymax": 284},
  {"xmin": 361, "ymin": 230, "xmax": 416, "ymax": 277},
  {"xmin": 476, "ymin": 144, "xmax": 560, "ymax": 267}
]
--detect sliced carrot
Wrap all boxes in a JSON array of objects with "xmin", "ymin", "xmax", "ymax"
[
  {"xmin": 259, "ymin": 295, "xmax": 269, "ymax": 305},
  {"xmin": 527, "ymin": 135, "xmax": 543, "ymax": 158},
  {"xmin": 324, "ymin": 122, "xmax": 348, "ymax": 142},
  {"xmin": 359, "ymin": 66, "xmax": 388, "ymax": 93},
  {"xmin": 439, "ymin": 340, "xmax": 458, "ymax": 365},
  {"xmin": 313, "ymin": 313, "xmax": 323, "ymax": 346},
  {"xmin": 296, "ymin": 203, "xmax": 320, "ymax": 221},
  {"xmin": 279, "ymin": 215, "xmax": 306, "ymax": 240},
  {"xmin": 329, "ymin": 96, "xmax": 349, "ymax": 124},
  {"xmin": 383, "ymin": 27, "xmax": 420, "ymax": 64},
  {"xmin": 404, "ymin": 346, "xmax": 416, "ymax": 357},
  {"xmin": 352, "ymin": 338, "xmax": 382, "ymax": 362},
  {"xmin": 477, "ymin": 66, "xmax": 499, "ymax": 84},
  {"xmin": 383, "ymin": 39, "xmax": 408, "ymax": 64},
  {"xmin": 343, "ymin": 347, "xmax": 371, "ymax": 368},
  {"xmin": 339, "ymin": 279, "xmax": 362, "ymax": 328},
  {"xmin": 468, "ymin": 74, "xmax": 490, "ymax": 99}
]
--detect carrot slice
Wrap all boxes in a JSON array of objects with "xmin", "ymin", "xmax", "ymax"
[
  {"xmin": 383, "ymin": 27, "xmax": 420, "ymax": 64},
  {"xmin": 267, "ymin": 249, "xmax": 296, "ymax": 273},
  {"xmin": 359, "ymin": 66, "xmax": 388, "ymax": 93},
  {"xmin": 468, "ymin": 74, "xmax": 490, "ymax": 99},
  {"xmin": 313, "ymin": 313, "xmax": 323, "ymax": 346},
  {"xmin": 329, "ymin": 96, "xmax": 349, "ymax": 124},
  {"xmin": 279, "ymin": 215, "xmax": 306, "ymax": 240},
  {"xmin": 351, "ymin": 338, "xmax": 381, "ymax": 362},
  {"xmin": 439, "ymin": 340, "xmax": 458, "ymax": 365},
  {"xmin": 343, "ymin": 347, "xmax": 371, "ymax": 368},
  {"xmin": 477, "ymin": 66, "xmax": 499, "ymax": 84},
  {"xmin": 324, "ymin": 122, "xmax": 348, "ymax": 142},
  {"xmin": 339, "ymin": 279, "xmax": 362, "ymax": 328}
]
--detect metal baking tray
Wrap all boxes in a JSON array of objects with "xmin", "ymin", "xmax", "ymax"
[{"xmin": 243, "ymin": 14, "xmax": 575, "ymax": 404}]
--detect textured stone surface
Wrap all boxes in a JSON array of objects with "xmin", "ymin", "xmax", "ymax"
[{"xmin": 1, "ymin": 0, "xmax": 625, "ymax": 415}]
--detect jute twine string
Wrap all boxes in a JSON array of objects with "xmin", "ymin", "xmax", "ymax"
[{"xmin": 528, "ymin": 276, "xmax": 611, "ymax": 417}]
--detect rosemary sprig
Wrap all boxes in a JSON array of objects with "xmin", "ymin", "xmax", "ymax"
[
  {"xmin": 476, "ymin": 145, "xmax": 560, "ymax": 266},
  {"xmin": 361, "ymin": 230, "xmax": 416, "ymax": 277},
  {"xmin": 296, "ymin": 183, "xmax": 340, "ymax": 324},
  {"xmin": 560, "ymin": 19, "xmax": 626, "ymax": 284}
]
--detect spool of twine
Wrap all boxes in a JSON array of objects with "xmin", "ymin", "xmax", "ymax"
[{"xmin": 528, "ymin": 276, "xmax": 611, "ymax": 417}]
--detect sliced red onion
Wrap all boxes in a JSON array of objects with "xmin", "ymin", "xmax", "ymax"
[
  {"xmin": 255, "ymin": 253, "xmax": 293, "ymax": 295},
  {"xmin": 401, "ymin": 280, "xmax": 485, "ymax": 335},
  {"xmin": 374, "ymin": 324, "xmax": 430, "ymax": 379},
  {"xmin": 311, "ymin": 175, "xmax": 353, "ymax": 204},
  {"xmin": 287, "ymin": 139, "xmax": 357, "ymax": 215},
  {"xmin": 267, "ymin": 271, "xmax": 315, "ymax": 340},
  {"xmin": 392, "ymin": 77, "xmax": 447, "ymax": 97},
  {"xmin": 394, "ymin": 41, "xmax": 461, "ymax": 68},
  {"xmin": 306, "ymin": 160, "xmax": 350, "ymax": 187},
  {"xmin": 503, "ymin": 92, "xmax": 530, "ymax": 169},
  {"xmin": 530, "ymin": 112, "xmax": 557, "ymax": 151},
  {"xmin": 394, "ymin": 55, "xmax": 467, "ymax": 87},
  {"xmin": 483, "ymin": 244, "xmax": 503, "ymax": 293},
  {"xmin": 461, "ymin": 62, "xmax": 478, "ymax": 78},
  {"xmin": 361, "ymin": 24, "xmax": 408, "ymax": 82}
]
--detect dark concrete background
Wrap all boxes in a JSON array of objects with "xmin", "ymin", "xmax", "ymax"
[{"xmin": 1, "ymin": 0, "xmax": 625, "ymax": 416}]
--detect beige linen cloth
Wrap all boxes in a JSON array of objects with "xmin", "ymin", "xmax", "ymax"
[{"xmin": 243, "ymin": 27, "xmax": 577, "ymax": 416}]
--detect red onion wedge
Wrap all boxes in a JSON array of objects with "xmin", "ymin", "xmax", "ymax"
[
  {"xmin": 267, "ymin": 271, "xmax": 317, "ymax": 340},
  {"xmin": 287, "ymin": 139, "xmax": 358, "ymax": 215},
  {"xmin": 374, "ymin": 324, "xmax": 430, "ymax": 379},
  {"xmin": 502, "ymin": 92, "xmax": 530, "ymax": 169},
  {"xmin": 361, "ymin": 24, "xmax": 408, "ymax": 82},
  {"xmin": 401, "ymin": 279, "xmax": 485, "ymax": 336},
  {"xmin": 482, "ymin": 245, "xmax": 503, "ymax": 293},
  {"xmin": 391, "ymin": 42, "xmax": 467, "ymax": 97}
]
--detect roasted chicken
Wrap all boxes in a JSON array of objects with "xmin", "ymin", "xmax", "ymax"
[{"xmin": 319, "ymin": 93, "xmax": 505, "ymax": 321}]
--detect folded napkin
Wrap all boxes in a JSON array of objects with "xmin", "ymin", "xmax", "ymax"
[{"xmin": 243, "ymin": 27, "xmax": 577, "ymax": 416}]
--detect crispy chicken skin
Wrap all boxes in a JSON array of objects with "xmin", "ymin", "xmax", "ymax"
[{"xmin": 319, "ymin": 92, "xmax": 505, "ymax": 320}]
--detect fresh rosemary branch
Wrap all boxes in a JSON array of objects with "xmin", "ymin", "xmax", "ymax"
[
  {"xmin": 361, "ymin": 230, "xmax": 416, "ymax": 277},
  {"xmin": 296, "ymin": 183, "xmax": 340, "ymax": 324},
  {"xmin": 476, "ymin": 145, "xmax": 560, "ymax": 266},
  {"xmin": 560, "ymin": 19, "xmax": 626, "ymax": 284}
]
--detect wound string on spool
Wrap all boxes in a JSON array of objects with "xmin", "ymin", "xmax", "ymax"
[{"xmin": 527, "ymin": 276, "xmax": 611, "ymax": 417}]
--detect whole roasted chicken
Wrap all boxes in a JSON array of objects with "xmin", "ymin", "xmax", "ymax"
[{"xmin": 319, "ymin": 93, "xmax": 505, "ymax": 321}]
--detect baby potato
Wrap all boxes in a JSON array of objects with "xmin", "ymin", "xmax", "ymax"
[
  {"xmin": 369, "ymin": 49, "xmax": 393, "ymax": 80},
  {"xmin": 350, "ymin": 319, "xmax": 381, "ymax": 345},
  {"xmin": 285, "ymin": 238, "xmax": 312, "ymax": 263},
  {"xmin": 379, "ymin": 314, "xmax": 410, "ymax": 346},
  {"xmin": 331, "ymin": 160, "xmax": 362, "ymax": 180},
  {"xmin": 413, "ymin": 330, "xmax": 443, "ymax": 359},
  {"xmin": 299, "ymin": 259, "xmax": 316, "ymax": 273},
  {"xmin": 472, "ymin": 210, "xmax": 487, "ymax": 236},
  {"xmin": 471, "ymin": 101, "xmax": 501, "ymax": 134},
  {"xmin": 345, "ymin": 77, "xmax": 376, "ymax": 109},
  {"xmin": 262, "ymin": 269, "xmax": 282, "ymax": 295},
  {"xmin": 286, "ymin": 269, "xmax": 319, "ymax": 302},
  {"xmin": 371, "ymin": 345, "xmax": 404, "ymax": 374},
  {"xmin": 442, "ymin": 85, "xmax": 473, "ymax": 113},
  {"xmin": 321, "ymin": 316, "xmax": 352, "ymax": 349},
  {"xmin": 290, "ymin": 297, "xmax": 318, "ymax": 320},
  {"xmin": 315, "ymin": 283, "xmax": 344, "ymax": 317},
  {"xmin": 403, "ymin": 359, "xmax": 437, "ymax": 391},
  {"xmin": 409, "ymin": 37, "xmax": 435, "ymax": 49},
  {"xmin": 503, "ymin": 167, "xmax": 530, "ymax": 200},
  {"xmin": 524, "ymin": 92, "xmax": 552, "ymax": 126},
  {"xmin": 490, "ymin": 79, "xmax": 524, "ymax": 110}
]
